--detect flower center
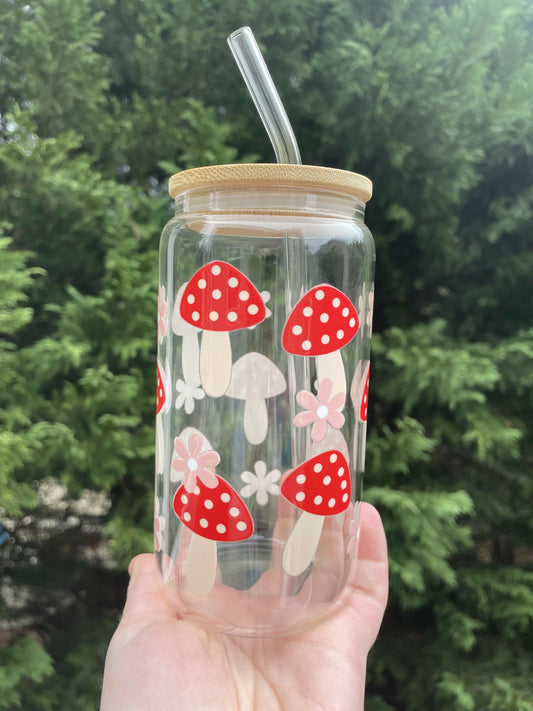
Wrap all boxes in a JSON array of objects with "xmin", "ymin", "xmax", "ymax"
[
  {"xmin": 187, "ymin": 458, "xmax": 199, "ymax": 471},
  {"xmin": 317, "ymin": 405, "xmax": 329, "ymax": 419}
]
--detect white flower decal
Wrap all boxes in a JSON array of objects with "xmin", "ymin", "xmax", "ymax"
[
  {"xmin": 240, "ymin": 460, "xmax": 281, "ymax": 506},
  {"xmin": 358, "ymin": 283, "xmax": 374, "ymax": 338},
  {"xmin": 175, "ymin": 378, "xmax": 205, "ymax": 414}
]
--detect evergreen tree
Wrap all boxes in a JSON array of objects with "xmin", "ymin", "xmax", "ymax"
[{"xmin": 0, "ymin": 0, "xmax": 532, "ymax": 707}]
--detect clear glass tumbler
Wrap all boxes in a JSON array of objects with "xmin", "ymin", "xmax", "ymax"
[{"xmin": 155, "ymin": 164, "xmax": 374, "ymax": 636}]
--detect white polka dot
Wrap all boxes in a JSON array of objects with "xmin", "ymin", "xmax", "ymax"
[
  {"xmin": 328, "ymin": 498, "xmax": 336, "ymax": 508},
  {"xmin": 181, "ymin": 494, "xmax": 188, "ymax": 504},
  {"xmin": 314, "ymin": 463, "xmax": 323, "ymax": 473},
  {"xmin": 221, "ymin": 493, "xmax": 230, "ymax": 503},
  {"xmin": 292, "ymin": 324, "xmax": 303, "ymax": 335},
  {"xmin": 342, "ymin": 493, "xmax": 349, "ymax": 503},
  {"xmin": 315, "ymin": 289, "xmax": 325, "ymax": 300},
  {"xmin": 323, "ymin": 475, "xmax": 331, "ymax": 485},
  {"xmin": 338, "ymin": 466, "xmax": 345, "ymax": 476},
  {"xmin": 349, "ymin": 318, "xmax": 356, "ymax": 328},
  {"xmin": 229, "ymin": 277, "xmax": 238, "ymax": 288},
  {"xmin": 192, "ymin": 311, "xmax": 200, "ymax": 321},
  {"xmin": 236, "ymin": 521, "xmax": 247, "ymax": 531},
  {"xmin": 211, "ymin": 264, "xmax": 221, "ymax": 276},
  {"xmin": 332, "ymin": 297, "xmax": 341, "ymax": 308},
  {"xmin": 194, "ymin": 486, "xmax": 200, "ymax": 495},
  {"xmin": 321, "ymin": 334, "xmax": 330, "ymax": 345},
  {"xmin": 336, "ymin": 329, "xmax": 344, "ymax": 340},
  {"xmin": 342, "ymin": 307, "xmax": 349, "ymax": 317},
  {"xmin": 320, "ymin": 313, "xmax": 329, "ymax": 323},
  {"xmin": 303, "ymin": 306, "xmax": 313, "ymax": 317},
  {"xmin": 198, "ymin": 279, "xmax": 207, "ymax": 289},
  {"xmin": 239, "ymin": 290, "xmax": 249, "ymax": 301},
  {"xmin": 330, "ymin": 453, "xmax": 338, "ymax": 463},
  {"xmin": 209, "ymin": 311, "xmax": 219, "ymax": 321},
  {"xmin": 296, "ymin": 492, "xmax": 305, "ymax": 502},
  {"xmin": 199, "ymin": 518, "xmax": 208, "ymax": 528},
  {"xmin": 204, "ymin": 499, "xmax": 213, "ymax": 509},
  {"xmin": 296, "ymin": 474, "xmax": 306, "ymax": 484},
  {"xmin": 227, "ymin": 311, "xmax": 238, "ymax": 322},
  {"xmin": 229, "ymin": 507, "xmax": 240, "ymax": 517},
  {"xmin": 248, "ymin": 304, "xmax": 259, "ymax": 315},
  {"xmin": 216, "ymin": 524, "xmax": 226, "ymax": 534},
  {"xmin": 212, "ymin": 289, "xmax": 222, "ymax": 300},
  {"xmin": 314, "ymin": 495, "xmax": 322, "ymax": 505},
  {"xmin": 302, "ymin": 340, "xmax": 312, "ymax": 351},
  {"xmin": 158, "ymin": 388, "xmax": 163, "ymax": 399},
  {"xmin": 187, "ymin": 294, "xmax": 195, "ymax": 304},
  {"xmin": 183, "ymin": 512, "xmax": 191, "ymax": 522},
  {"xmin": 341, "ymin": 480, "xmax": 348, "ymax": 490}
]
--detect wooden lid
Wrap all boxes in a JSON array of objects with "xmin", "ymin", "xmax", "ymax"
[{"xmin": 168, "ymin": 164, "xmax": 372, "ymax": 203}]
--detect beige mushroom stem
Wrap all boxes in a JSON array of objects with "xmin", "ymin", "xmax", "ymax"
[
  {"xmin": 283, "ymin": 512, "xmax": 325, "ymax": 577},
  {"xmin": 186, "ymin": 533, "xmax": 217, "ymax": 595},
  {"xmin": 182, "ymin": 333, "xmax": 200, "ymax": 385},
  {"xmin": 243, "ymin": 398, "xmax": 268, "ymax": 445},
  {"xmin": 199, "ymin": 330, "xmax": 232, "ymax": 397},
  {"xmin": 316, "ymin": 350, "xmax": 346, "ymax": 400}
]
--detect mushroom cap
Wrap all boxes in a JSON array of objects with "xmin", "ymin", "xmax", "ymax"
[
  {"xmin": 156, "ymin": 358, "xmax": 168, "ymax": 415},
  {"xmin": 180, "ymin": 261, "xmax": 265, "ymax": 332},
  {"xmin": 350, "ymin": 361, "xmax": 370, "ymax": 422},
  {"xmin": 172, "ymin": 282, "xmax": 201, "ymax": 336},
  {"xmin": 282, "ymin": 285, "xmax": 359, "ymax": 356},
  {"xmin": 173, "ymin": 475, "xmax": 253, "ymax": 542},
  {"xmin": 226, "ymin": 352, "xmax": 287, "ymax": 400},
  {"xmin": 281, "ymin": 450, "xmax": 351, "ymax": 516}
]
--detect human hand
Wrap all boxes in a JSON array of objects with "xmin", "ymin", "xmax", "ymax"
[{"xmin": 100, "ymin": 502, "xmax": 388, "ymax": 711}]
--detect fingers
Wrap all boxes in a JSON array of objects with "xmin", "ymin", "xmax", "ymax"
[
  {"xmin": 348, "ymin": 502, "xmax": 388, "ymax": 635},
  {"xmin": 121, "ymin": 553, "xmax": 178, "ymax": 623}
]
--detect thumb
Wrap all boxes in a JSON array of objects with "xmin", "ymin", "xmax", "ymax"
[{"xmin": 121, "ymin": 553, "xmax": 178, "ymax": 623}]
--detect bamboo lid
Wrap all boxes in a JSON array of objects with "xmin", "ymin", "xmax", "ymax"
[{"xmin": 168, "ymin": 164, "xmax": 372, "ymax": 203}]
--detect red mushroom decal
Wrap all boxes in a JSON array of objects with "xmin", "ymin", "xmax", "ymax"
[
  {"xmin": 350, "ymin": 361, "xmax": 370, "ymax": 472},
  {"xmin": 281, "ymin": 450, "xmax": 351, "ymax": 576},
  {"xmin": 180, "ymin": 261, "xmax": 266, "ymax": 397},
  {"xmin": 282, "ymin": 285, "xmax": 359, "ymax": 397},
  {"xmin": 173, "ymin": 475, "xmax": 253, "ymax": 595},
  {"xmin": 155, "ymin": 358, "xmax": 170, "ymax": 476}
]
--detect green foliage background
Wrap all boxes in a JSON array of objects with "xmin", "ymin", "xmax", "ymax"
[{"xmin": 1, "ymin": 0, "xmax": 532, "ymax": 707}]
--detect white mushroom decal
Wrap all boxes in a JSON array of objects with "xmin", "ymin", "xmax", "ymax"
[
  {"xmin": 173, "ymin": 475, "xmax": 253, "ymax": 595},
  {"xmin": 281, "ymin": 450, "xmax": 351, "ymax": 576},
  {"xmin": 180, "ymin": 261, "xmax": 266, "ymax": 397},
  {"xmin": 282, "ymin": 285, "xmax": 359, "ymax": 397},
  {"xmin": 172, "ymin": 282, "xmax": 202, "ymax": 385},
  {"xmin": 226, "ymin": 352, "xmax": 286, "ymax": 445}
]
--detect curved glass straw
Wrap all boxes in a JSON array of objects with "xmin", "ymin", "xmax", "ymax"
[{"xmin": 228, "ymin": 27, "xmax": 301, "ymax": 165}]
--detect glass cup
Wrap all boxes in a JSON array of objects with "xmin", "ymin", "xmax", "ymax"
[{"xmin": 155, "ymin": 164, "xmax": 374, "ymax": 636}]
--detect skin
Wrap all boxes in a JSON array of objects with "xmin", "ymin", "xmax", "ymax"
[{"xmin": 100, "ymin": 502, "xmax": 388, "ymax": 711}]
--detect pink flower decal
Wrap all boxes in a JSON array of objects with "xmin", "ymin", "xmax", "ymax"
[
  {"xmin": 171, "ymin": 432, "xmax": 219, "ymax": 493},
  {"xmin": 293, "ymin": 378, "xmax": 345, "ymax": 442},
  {"xmin": 154, "ymin": 497, "xmax": 165, "ymax": 552},
  {"xmin": 158, "ymin": 285, "xmax": 168, "ymax": 344}
]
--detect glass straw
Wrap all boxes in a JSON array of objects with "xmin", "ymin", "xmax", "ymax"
[{"xmin": 227, "ymin": 27, "xmax": 301, "ymax": 165}]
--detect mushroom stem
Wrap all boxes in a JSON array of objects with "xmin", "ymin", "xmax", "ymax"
[
  {"xmin": 316, "ymin": 351, "xmax": 346, "ymax": 401},
  {"xmin": 186, "ymin": 533, "xmax": 217, "ymax": 595},
  {"xmin": 182, "ymin": 332, "xmax": 201, "ymax": 385},
  {"xmin": 243, "ymin": 397, "xmax": 268, "ymax": 445},
  {"xmin": 283, "ymin": 511, "xmax": 325, "ymax": 576},
  {"xmin": 200, "ymin": 330, "xmax": 232, "ymax": 397}
]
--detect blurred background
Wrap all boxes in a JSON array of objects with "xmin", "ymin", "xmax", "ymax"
[{"xmin": 1, "ymin": 0, "xmax": 532, "ymax": 708}]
